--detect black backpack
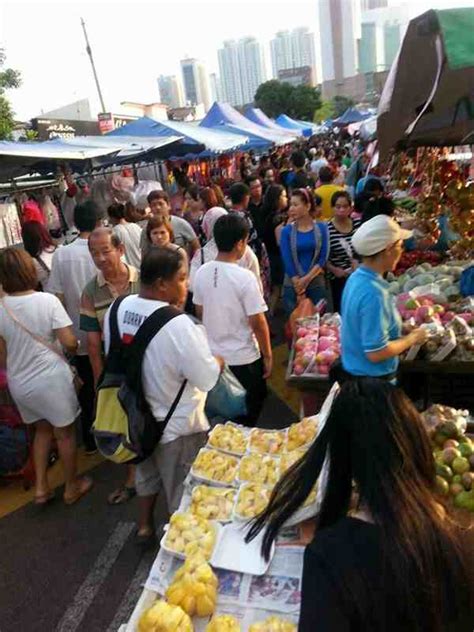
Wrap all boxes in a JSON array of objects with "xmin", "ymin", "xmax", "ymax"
[{"xmin": 92, "ymin": 296, "xmax": 187, "ymax": 464}]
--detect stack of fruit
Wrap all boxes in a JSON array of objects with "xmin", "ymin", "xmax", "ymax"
[
  {"xmin": 138, "ymin": 600, "xmax": 192, "ymax": 632},
  {"xmin": 249, "ymin": 429, "xmax": 287, "ymax": 455},
  {"xmin": 239, "ymin": 454, "xmax": 280, "ymax": 487},
  {"xmin": 208, "ymin": 424, "xmax": 248, "ymax": 455},
  {"xmin": 235, "ymin": 483, "xmax": 272, "ymax": 519},
  {"xmin": 429, "ymin": 409, "xmax": 474, "ymax": 512},
  {"xmin": 164, "ymin": 512, "xmax": 217, "ymax": 559},
  {"xmin": 291, "ymin": 316, "xmax": 340, "ymax": 377},
  {"xmin": 192, "ymin": 449, "xmax": 239, "ymax": 485},
  {"xmin": 287, "ymin": 417, "xmax": 318, "ymax": 451},
  {"xmin": 206, "ymin": 615, "xmax": 241, "ymax": 631},
  {"xmin": 190, "ymin": 486, "xmax": 236, "ymax": 522},
  {"xmin": 249, "ymin": 616, "xmax": 296, "ymax": 631},
  {"xmin": 165, "ymin": 553, "xmax": 218, "ymax": 618}
]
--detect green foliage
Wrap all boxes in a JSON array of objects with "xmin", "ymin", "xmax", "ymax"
[
  {"xmin": 332, "ymin": 95, "xmax": 355, "ymax": 118},
  {"xmin": 314, "ymin": 100, "xmax": 335, "ymax": 123},
  {"xmin": 254, "ymin": 80, "xmax": 321, "ymax": 121},
  {"xmin": 0, "ymin": 48, "xmax": 21, "ymax": 140}
]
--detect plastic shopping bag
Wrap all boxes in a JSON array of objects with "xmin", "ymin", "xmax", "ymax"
[{"xmin": 205, "ymin": 366, "xmax": 247, "ymax": 420}]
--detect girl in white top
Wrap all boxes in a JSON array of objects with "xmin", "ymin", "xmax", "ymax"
[
  {"xmin": 0, "ymin": 248, "xmax": 92, "ymax": 506},
  {"xmin": 189, "ymin": 207, "xmax": 262, "ymax": 292},
  {"xmin": 108, "ymin": 203, "xmax": 142, "ymax": 270},
  {"xmin": 21, "ymin": 221, "xmax": 59, "ymax": 291}
]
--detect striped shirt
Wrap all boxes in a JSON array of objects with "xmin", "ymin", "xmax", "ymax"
[
  {"xmin": 79, "ymin": 265, "xmax": 140, "ymax": 334},
  {"xmin": 327, "ymin": 219, "xmax": 361, "ymax": 279}
]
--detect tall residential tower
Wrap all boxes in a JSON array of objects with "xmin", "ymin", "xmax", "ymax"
[{"xmin": 218, "ymin": 37, "xmax": 267, "ymax": 106}]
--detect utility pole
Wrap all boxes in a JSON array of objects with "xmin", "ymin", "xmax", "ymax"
[{"xmin": 80, "ymin": 17, "xmax": 107, "ymax": 113}]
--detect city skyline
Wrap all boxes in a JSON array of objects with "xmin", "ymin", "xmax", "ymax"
[{"xmin": 1, "ymin": 0, "xmax": 473, "ymax": 119}]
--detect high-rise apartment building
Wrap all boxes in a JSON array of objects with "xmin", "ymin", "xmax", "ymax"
[
  {"xmin": 317, "ymin": 0, "xmax": 361, "ymax": 96},
  {"xmin": 157, "ymin": 75, "xmax": 185, "ymax": 109},
  {"xmin": 218, "ymin": 37, "xmax": 266, "ymax": 106},
  {"xmin": 361, "ymin": 0, "xmax": 387, "ymax": 9},
  {"xmin": 270, "ymin": 27, "xmax": 317, "ymax": 83},
  {"xmin": 209, "ymin": 73, "xmax": 222, "ymax": 104},
  {"xmin": 358, "ymin": 5, "xmax": 410, "ymax": 73},
  {"xmin": 180, "ymin": 58, "xmax": 211, "ymax": 112}
]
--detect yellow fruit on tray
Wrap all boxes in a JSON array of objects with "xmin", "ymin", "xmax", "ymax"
[
  {"xmin": 287, "ymin": 417, "xmax": 318, "ymax": 451},
  {"xmin": 208, "ymin": 424, "xmax": 247, "ymax": 455},
  {"xmin": 249, "ymin": 615, "xmax": 296, "ymax": 631},
  {"xmin": 165, "ymin": 512, "xmax": 217, "ymax": 559},
  {"xmin": 193, "ymin": 449, "xmax": 239, "ymax": 484},
  {"xmin": 236, "ymin": 483, "xmax": 271, "ymax": 519},
  {"xmin": 166, "ymin": 553, "xmax": 218, "ymax": 618},
  {"xmin": 206, "ymin": 614, "xmax": 241, "ymax": 631},
  {"xmin": 249, "ymin": 429, "xmax": 286, "ymax": 455},
  {"xmin": 280, "ymin": 450, "xmax": 305, "ymax": 474},
  {"xmin": 239, "ymin": 454, "xmax": 280, "ymax": 487},
  {"xmin": 138, "ymin": 599, "xmax": 193, "ymax": 632},
  {"xmin": 190, "ymin": 485, "xmax": 236, "ymax": 521}
]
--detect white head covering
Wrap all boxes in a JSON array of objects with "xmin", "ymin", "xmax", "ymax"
[{"xmin": 352, "ymin": 215, "xmax": 413, "ymax": 256}]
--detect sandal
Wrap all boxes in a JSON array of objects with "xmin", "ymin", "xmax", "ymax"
[
  {"xmin": 64, "ymin": 476, "xmax": 93, "ymax": 505},
  {"xmin": 134, "ymin": 527, "xmax": 157, "ymax": 548},
  {"xmin": 107, "ymin": 486, "xmax": 137, "ymax": 505},
  {"xmin": 34, "ymin": 490, "xmax": 55, "ymax": 506}
]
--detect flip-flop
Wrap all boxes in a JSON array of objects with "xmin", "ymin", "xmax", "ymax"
[
  {"xmin": 34, "ymin": 491, "xmax": 55, "ymax": 506},
  {"xmin": 107, "ymin": 486, "xmax": 137, "ymax": 505},
  {"xmin": 64, "ymin": 476, "xmax": 93, "ymax": 505}
]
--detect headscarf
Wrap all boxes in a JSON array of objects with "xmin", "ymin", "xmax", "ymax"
[{"xmin": 201, "ymin": 206, "xmax": 227, "ymax": 241}]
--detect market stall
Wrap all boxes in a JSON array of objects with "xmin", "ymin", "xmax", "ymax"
[{"xmin": 123, "ymin": 385, "xmax": 338, "ymax": 632}]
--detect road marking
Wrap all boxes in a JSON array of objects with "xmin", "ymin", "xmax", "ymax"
[
  {"xmin": 106, "ymin": 550, "xmax": 155, "ymax": 632},
  {"xmin": 55, "ymin": 521, "xmax": 134, "ymax": 632}
]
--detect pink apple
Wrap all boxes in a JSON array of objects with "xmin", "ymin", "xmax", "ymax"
[
  {"xmin": 317, "ymin": 364, "xmax": 330, "ymax": 375},
  {"xmin": 296, "ymin": 327, "xmax": 309, "ymax": 338},
  {"xmin": 293, "ymin": 364, "xmax": 305, "ymax": 376}
]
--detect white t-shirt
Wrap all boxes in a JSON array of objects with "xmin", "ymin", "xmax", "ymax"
[
  {"xmin": 310, "ymin": 157, "xmax": 328, "ymax": 176},
  {"xmin": 47, "ymin": 238, "xmax": 96, "ymax": 355},
  {"xmin": 34, "ymin": 248, "xmax": 57, "ymax": 292},
  {"xmin": 193, "ymin": 261, "xmax": 267, "ymax": 366},
  {"xmin": 113, "ymin": 223, "xmax": 142, "ymax": 269},
  {"xmin": 103, "ymin": 295, "xmax": 220, "ymax": 444}
]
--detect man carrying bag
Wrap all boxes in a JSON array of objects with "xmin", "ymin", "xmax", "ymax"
[{"xmin": 102, "ymin": 247, "xmax": 223, "ymax": 546}]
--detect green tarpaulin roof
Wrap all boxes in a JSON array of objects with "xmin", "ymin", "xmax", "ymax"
[{"xmin": 438, "ymin": 8, "xmax": 474, "ymax": 70}]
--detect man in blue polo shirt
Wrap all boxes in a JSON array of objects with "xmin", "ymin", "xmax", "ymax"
[{"xmin": 341, "ymin": 215, "xmax": 428, "ymax": 378}]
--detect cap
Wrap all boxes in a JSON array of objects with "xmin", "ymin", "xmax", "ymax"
[{"xmin": 352, "ymin": 214, "xmax": 413, "ymax": 256}]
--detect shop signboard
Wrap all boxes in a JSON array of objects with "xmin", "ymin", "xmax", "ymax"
[{"xmin": 31, "ymin": 118, "xmax": 100, "ymax": 140}]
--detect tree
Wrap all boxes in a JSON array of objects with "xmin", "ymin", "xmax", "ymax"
[
  {"xmin": 254, "ymin": 80, "xmax": 321, "ymax": 121},
  {"xmin": 0, "ymin": 49, "xmax": 21, "ymax": 140},
  {"xmin": 331, "ymin": 95, "xmax": 355, "ymax": 118},
  {"xmin": 314, "ymin": 100, "xmax": 335, "ymax": 123}
]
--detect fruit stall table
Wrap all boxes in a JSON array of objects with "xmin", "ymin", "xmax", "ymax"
[{"xmin": 121, "ymin": 408, "xmax": 339, "ymax": 632}]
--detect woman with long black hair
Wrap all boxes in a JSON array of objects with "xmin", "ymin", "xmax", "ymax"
[{"xmin": 247, "ymin": 379, "xmax": 473, "ymax": 632}]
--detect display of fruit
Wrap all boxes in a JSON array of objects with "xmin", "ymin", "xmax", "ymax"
[
  {"xmin": 205, "ymin": 615, "xmax": 241, "ymax": 632},
  {"xmin": 165, "ymin": 553, "xmax": 218, "ymax": 618},
  {"xmin": 192, "ymin": 449, "xmax": 239, "ymax": 485},
  {"xmin": 280, "ymin": 449, "xmax": 305, "ymax": 474},
  {"xmin": 287, "ymin": 417, "xmax": 318, "ymax": 451},
  {"xmin": 164, "ymin": 512, "xmax": 217, "ymax": 559},
  {"xmin": 138, "ymin": 600, "xmax": 193, "ymax": 632},
  {"xmin": 235, "ymin": 483, "xmax": 272, "ymax": 519},
  {"xmin": 208, "ymin": 424, "xmax": 247, "ymax": 455},
  {"xmin": 429, "ymin": 407, "xmax": 474, "ymax": 512},
  {"xmin": 239, "ymin": 454, "xmax": 280, "ymax": 486},
  {"xmin": 292, "ymin": 315, "xmax": 340, "ymax": 377},
  {"xmin": 249, "ymin": 429, "xmax": 287, "ymax": 455},
  {"xmin": 190, "ymin": 485, "xmax": 236, "ymax": 521},
  {"xmin": 249, "ymin": 616, "xmax": 296, "ymax": 631}
]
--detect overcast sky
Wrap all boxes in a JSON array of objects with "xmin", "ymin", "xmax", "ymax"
[{"xmin": 1, "ymin": 0, "xmax": 473, "ymax": 120}]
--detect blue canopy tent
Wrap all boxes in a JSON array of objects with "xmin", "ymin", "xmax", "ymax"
[
  {"xmin": 244, "ymin": 107, "xmax": 302, "ymax": 137},
  {"xmin": 333, "ymin": 108, "xmax": 372, "ymax": 126},
  {"xmin": 274, "ymin": 114, "xmax": 314, "ymax": 137},
  {"xmin": 201, "ymin": 102, "xmax": 297, "ymax": 146},
  {"xmin": 107, "ymin": 116, "xmax": 250, "ymax": 156},
  {"xmin": 0, "ymin": 134, "xmax": 183, "ymax": 181}
]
